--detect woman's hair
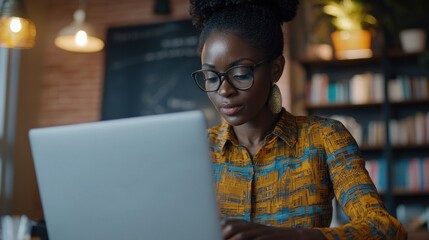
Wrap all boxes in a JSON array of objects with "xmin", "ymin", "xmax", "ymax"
[{"xmin": 189, "ymin": 0, "xmax": 299, "ymax": 57}]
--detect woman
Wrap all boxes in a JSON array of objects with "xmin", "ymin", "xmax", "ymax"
[{"xmin": 189, "ymin": 0, "xmax": 407, "ymax": 239}]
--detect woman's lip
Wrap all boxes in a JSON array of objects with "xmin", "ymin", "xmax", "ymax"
[{"xmin": 219, "ymin": 105, "xmax": 243, "ymax": 115}]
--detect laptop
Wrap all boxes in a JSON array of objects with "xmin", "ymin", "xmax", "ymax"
[{"xmin": 29, "ymin": 110, "xmax": 222, "ymax": 240}]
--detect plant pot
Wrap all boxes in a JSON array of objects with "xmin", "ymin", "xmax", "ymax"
[
  {"xmin": 399, "ymin": 28, "xmax": 426, "ymax": 53},
  {"xmin": 331, "ymin": 30, "xmax": 372, "ymax": 59}
]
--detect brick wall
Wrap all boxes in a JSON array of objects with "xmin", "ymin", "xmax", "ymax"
[
  {"xmin": 11, "ymin": 0, "xmax": 193, "ymax": 220},
  {"xmin": 39, "ymin": 0, "xmax": 191, "ymax": 127}
]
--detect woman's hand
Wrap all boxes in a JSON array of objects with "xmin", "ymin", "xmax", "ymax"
[{"xmin": 221, "ymin": 218, "xmax": 325, "ymax": 240}]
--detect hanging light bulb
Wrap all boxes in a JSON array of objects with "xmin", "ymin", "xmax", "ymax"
[
  {"xmin": 0, "ymin": 0, "xmax": 36, "ymax": 49},
  {"xmin": 54, "ymin": 1, "xmax": 104, "ymax": 53}
]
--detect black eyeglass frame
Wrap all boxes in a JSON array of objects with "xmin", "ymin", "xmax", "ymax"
[{"xmin": 191, "ymin": 56, "xmax": 277, "ymax": 92}]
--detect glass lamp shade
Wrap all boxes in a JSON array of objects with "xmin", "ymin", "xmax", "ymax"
[
  {"xmin": 54, "ymin": 22, "xmax": 104, "ymax": 53},
  {"xmin": 0, "ymin": 16, "xmax": 36, "ymax": 48},
  {"xmin": 54, "ymin": 9, "xmax": 104, "ymax": 53}
]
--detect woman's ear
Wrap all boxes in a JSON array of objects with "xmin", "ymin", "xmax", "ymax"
[{"xmin": 271, "ymin": 55, "xmax": 285, "ymax": 83}]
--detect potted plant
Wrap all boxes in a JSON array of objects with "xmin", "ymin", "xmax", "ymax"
[
  {"xmin": 382, "ymin": 0, "xmax": 429, "ymax": 53},
  {"xmin": 317, "ymin": 0, "xmax": 377, "ymax": 59}
]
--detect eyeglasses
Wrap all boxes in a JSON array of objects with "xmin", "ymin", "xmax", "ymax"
[{"xmin": 192, "ymin": 57, "xmax": 274, "ymax": 92}]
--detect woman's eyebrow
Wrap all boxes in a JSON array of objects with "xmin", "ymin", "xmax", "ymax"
[
  {"xmin": 228, "ymin": 58, "xmax": 253, "ymax": 67},
  {"xmin": 201, "ymin": 58, "xmax": 254, "ymax": 69},
  {"xmin": 202, "ymin": 63, "xmax": 215, "ymax": 69}
]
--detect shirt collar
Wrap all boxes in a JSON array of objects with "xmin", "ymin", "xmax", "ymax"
[
  {"xmin": 272, "ymin": 109, "xmax": 298, "ymax": 147},
  {"xmin": 216, "ymin": 109, "xmax": 298, "ymax": 150}
]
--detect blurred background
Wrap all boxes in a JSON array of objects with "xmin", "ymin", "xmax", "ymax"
[{"xmin": 0, "ymin": 0, "xmax": 428, "ymax": 238}]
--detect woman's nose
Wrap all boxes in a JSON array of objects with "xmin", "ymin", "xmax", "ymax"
[{"xmin": 217, "ymin": 76, "xmax": 236, "ymax": 97}]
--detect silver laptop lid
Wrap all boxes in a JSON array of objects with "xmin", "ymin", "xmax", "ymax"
[{"xmin": 29, "ymin": 110, "xmax": 222, "ymax": 240}]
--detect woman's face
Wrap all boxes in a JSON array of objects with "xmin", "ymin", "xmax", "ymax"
[{"xmin": 201, "ymin": 31, "xmax": 274, "ymax": 126}]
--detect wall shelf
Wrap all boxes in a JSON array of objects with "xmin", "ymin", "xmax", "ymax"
[
  {"xmin": 306, "ymin": 102, "xmax": 383, "ymax": 110},
  {"xmin": 300, "ymin": 48, "xmax": 429, "ymax": 218}
]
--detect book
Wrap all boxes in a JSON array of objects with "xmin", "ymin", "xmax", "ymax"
[
  {"xmin": 389, "ymin": 119, "xmax": 400, "ymax": 146},
  {"xmin": 350, "ymin": 73, "xmax": 372, "ymax": 104},
  {"xmin": 423, "ymin": 158, "xmax": 429, "ymax": 191},
  {"xmin": 365, "ymin": 159, "xmax": 386, "ymax": 192},
  {"xmin": 426, "ymin": 112, "xmax": 429, "ymax": 144},
  {"xmin": 420, "ymin": 77, "xmax": 429, "ymax": 99},
  {"xmin": 310, "ymin": 73, "xmax": 329, "ymax": 105},
  {"xmin": 389, "ymin": 78, "xmax": 403, "ymax": 102},
  {"xmin": 372, "ymin": 73, "xmax": 385, "ymax": 103},
  {"xmin": 408, "ymin": 158, "xmax": 421, "ymax": 191},
  {"xmin": 328, "ymin": 81, "xmax": 336, "ymax": 103},
  {"xmin": 401, "ymin": 76, "xmax": 412, "ymax": 101},
  {"xmin": 415, "ymin": 112, "xmax": 426, "ymax": 145},
  {"xmin": 394, "ymin": 159, "xmax": 408, "ymax": 191}
]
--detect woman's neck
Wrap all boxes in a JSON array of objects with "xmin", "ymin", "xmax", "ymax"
[{"xmin": 232, "ymin": 110, "xmax": 280, "ymax": 156}]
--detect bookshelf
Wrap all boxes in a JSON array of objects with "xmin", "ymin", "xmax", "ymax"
[{"xmin": 300, "ymin": 51, "xmax": 429, "ymax": 236}]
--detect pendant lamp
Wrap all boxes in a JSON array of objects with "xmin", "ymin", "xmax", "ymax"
[
  {"xmin": 54, "ymin": 0, "xmax": 104, "ymax": 53},
  {"xmin": 0, "ymin": 0, "xmax": 36, "ymax": 49}
]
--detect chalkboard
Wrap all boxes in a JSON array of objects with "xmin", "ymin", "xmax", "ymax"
[{"xmin": 101, "ymin": 19, "xmax": 219, "ymax": 127}]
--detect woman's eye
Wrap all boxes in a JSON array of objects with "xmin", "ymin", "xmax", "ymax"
[
  {"xmin": 233, "ymin": 74, "xmax": 252, "ymax": 81},
  {"xmin": 206, "ymin": 77, "xmax": 218, "ymax": 83}
]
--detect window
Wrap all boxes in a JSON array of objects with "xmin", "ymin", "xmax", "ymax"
[
  {"xmin": 0, "ymin": 47, "xmax": 7, "ymax": 198},
  {"xmin": 0, "ymin": 47, "xmax": 20, "ymax": 210},
  {"xmin": 0, "ymin": 47, "xmax": 6, "ymax": 139}
]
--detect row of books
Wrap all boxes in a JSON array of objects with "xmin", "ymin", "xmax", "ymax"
[
  {"xmin": 390, "ymin": 112, "xmax": 429, "ymax": 146},
  {"xmin": 394, "ymin": 157, "xmax": 429, "ymax": 192},
  {"xmin": 331, "ymin": 116, "xmax": 388, "ymax": 147},
  {"xmin": 331, "ymin": 115, "xmax": 384, "ymax": 147},
  {"xmin": 307, "ymin": 72, "xmax": 384, "ymax": 105},
  {"xmin": 388, "ymin": 75, "xmax": 429, "ymax": 102},
  {"xmin": 331, "ymin": 111, "xmax": 429, "ymax": 147},
  {"xmin": 367, "ymin": 111, "xmax": 429, "ymax": 146},
  {"xmin": 365, "ymin": 157, "xmax": 429, "ymax": 193},
  {"xmin": 366, "ymin": 120, "xmax": 386, "ymax": 147},
  {"xmin": 307, "ymin": 73, "xmax": 429, "ymax": 106}
]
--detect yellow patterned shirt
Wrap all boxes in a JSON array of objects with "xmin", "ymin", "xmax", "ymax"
[{"xmin": 208, "ymin": 109, "xmax": 407, "ymax": 239}]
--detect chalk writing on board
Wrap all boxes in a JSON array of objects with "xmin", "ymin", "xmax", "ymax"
[{"xmin": 102, "ymin": 20, "xmax": 219, "ymax": 127}]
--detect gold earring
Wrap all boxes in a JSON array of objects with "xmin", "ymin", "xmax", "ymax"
[{"xmin": 268, "ymin": 84, "xmax": 282, "ymax": 114}]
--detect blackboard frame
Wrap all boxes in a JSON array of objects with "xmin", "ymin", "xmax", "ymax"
[{"xmin": 101, "ymin": 19, "xmax": 219, "ymax": 127}]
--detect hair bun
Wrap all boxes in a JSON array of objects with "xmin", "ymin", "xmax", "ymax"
[{"xmin": 190, "ymin": 0, "xmax": 299, "ymax": 28}]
